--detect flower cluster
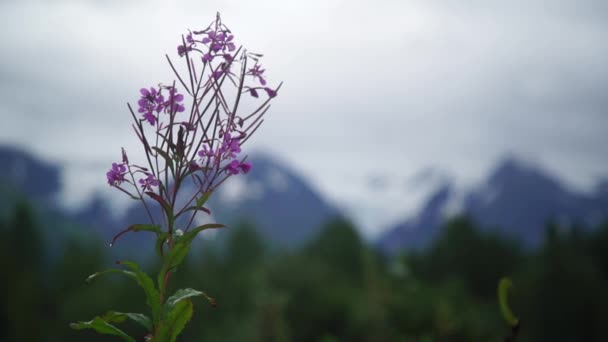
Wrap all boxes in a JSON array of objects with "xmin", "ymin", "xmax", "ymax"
[
  {"xmin": 106, "ymin": 162, "xmax": 127, "ymax": 186},
  {"xmin": 105, "ymin": 13, "xmax": 281, "ymax": 221},
  {"xmin": 176, "ymin": 14, "xmax": 277, "ymax": 98},
  {"xmin": 138, "ymin": 173, "xmax": 160, "ymax": 191},
  {"xmin": 137, "ymin": 86, "xmax": 185, "ymax": 126},
  {"xmin": 194, "ymin": 132, "xmax": 251, "ymax": 175}
]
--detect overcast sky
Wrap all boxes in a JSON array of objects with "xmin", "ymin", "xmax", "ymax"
[{"xmin": 1, "ymin": 0, "xmax": 607, "ymax": 238}]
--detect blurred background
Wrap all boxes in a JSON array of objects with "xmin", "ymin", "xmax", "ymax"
[{"xmin": 1, "ymin": 0, "xmax": 608, "ymax": 341}]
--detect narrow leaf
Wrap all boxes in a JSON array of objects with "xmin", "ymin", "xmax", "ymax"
[
  {"xmin": 117, "ymin": 261, "xmax": 161, "ymax": 324},
  {"xmin": 86, "ymin": 269, "xmax": 137, "ymax": 284},
  {"xmin": 103, "ymin": 311, "xmax": 152, "ymax": 331},
  {"xmin": 498, "ymin": 277, "xmax": 519, "ymax": 327},
  {"xmin": 156, "ymin": 300, "xmax": 193, "ymax": 342},
  {"xmin": 70, "ymin": 317, "xmax": 136, "ymax": 342},
  {"xmin": 166, "ymin": 288, "xmax": 202, "ymax": 308},
  {"xmin": 166, "ymin": 288, "xmax": 216, "ymax": 310},
  {"xmin": 111, "ymin": 224, "xmax": 161, "ymax": 246},
  {"xmin": 196, "ymin": 191, "xmax": 212, "ymax": 208}
]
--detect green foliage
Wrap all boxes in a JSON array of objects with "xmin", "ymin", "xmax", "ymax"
[
  {"xmin": 498, "ymin": 277, "xmax": 518, "ymax": 327},
  {"xmin": 157, "ymin": 223, "xmax": 225, "ymax": 294},
  {"xmin": 103, "ymin": 311, "xmax": 153, "ymax": 331},
  {"xmin": 70, "ymin": 317, "xmax": 135, "ymax": 342},
  {"xmin": 3, "ymin": 203, "xmax": 608, "ymax": 341},
  {"xmin": 155, "ymin": 300, "xmax": 193, "ymax": 342}
]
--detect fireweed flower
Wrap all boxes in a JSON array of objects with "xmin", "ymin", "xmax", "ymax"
[
  {"xmin": 105, "ymin": 11, "xmax": 281, "ymax": 233},
  {"xmin": 106, "ymin": 162, "xmax": 127, "ymax": 186},
  {"xmin": 138, "ymin": 173, "xmax": 159, "ymax": 191},
  {"xmin": 225, "ymin": 160, "xmax": 251, "ymax": 175},
  {"xmin": 247, "ymin": 64, "xmax": 267, "ymax": 85},
  {"xmin": 76, "ymin": 13, "xmax": 281, "ymax": 341},
  {"xmin": 164, "ymin": 86, "xmax": 185, "ymax": 113},
  {"xmin": 137, "ymin": 87, "xmax": 164, "ymax": 125}
]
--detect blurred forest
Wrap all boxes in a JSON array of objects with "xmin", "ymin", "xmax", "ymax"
[{"xmin": 1, "ymin": 201, "xmax": 608, "ymax": 342}]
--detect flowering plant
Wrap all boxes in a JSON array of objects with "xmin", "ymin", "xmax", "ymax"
[{"xmin": 70, "ymin": 13, "xmax": 280, "ymax": 341}]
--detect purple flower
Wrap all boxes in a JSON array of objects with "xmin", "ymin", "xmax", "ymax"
[
  {"xmin": 211, "ymin": 43, "xmax": 222, "ymax": 52},
  {"xmin": 264, "ymin": 87, "xmax": 277, "ymax": 98},
  {"xmin": 239, "ymin": 162, "xmax": 252, "ymax": 174},
  {"xmin": 201, "ymin": 29, "xmax": 236, "ymax": 55},
  {"xmin": 165, "ymin": 87, "xmax": 185, "ymax": 113},
  {"xmin": 138, "ymin": 87, "xmax": 165, "ymax": 125},
  {"xmin": 198, "ymin": 144, "xmax": 215, "ymax": 158},
  {"xmin": 248, "ymin": 64, "xmax": 266, "ymax": 85},
  {"xmin": 225, "ymin": 160, "xmax": 252, "ymax": 175},
  {"xmin": 219, "ymin": 133, "xmax": 241, "ymax": 159},
  {"xmin": 212, "ymin": 69, "xmax": 224, "ymax": 79},
  {"xmin": 106, "ymin": 162, "xmax": 127, "ymax": 186},
  {"xmin": 177, "ymin": 44, "xmax": 193, "ymax": 57},
  {"xmin": 225, "ymin": 160, "xmax": 240, "ymax": 175},
  {"xmin": 143, "ymin": 112, "xmax": 157, "ymax": 125},
  {"xmin": 249, "ymin": 88, "xmax": 259, "ymax": 98},
  {"xmin": 138, "ymin": 173, "xmax": 159, "ymax": 191}
]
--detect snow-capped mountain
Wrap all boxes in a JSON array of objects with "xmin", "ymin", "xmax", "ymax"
[
  {"xmin": 377, "ymin": 158, "xmax": 608, "ymax": 254},
  {"xmin": 0, "ymin": 145, "xmax": 339, "ymax": 250},
  {"xmin": 207, "ymin": 152, "xmax": 340, "ymax": 246},
  {"xmin": 2, "ymin": 145, "xmax": 607, "ymax": 254}
]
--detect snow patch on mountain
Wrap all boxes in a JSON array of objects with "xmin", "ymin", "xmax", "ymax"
[{"xmin": 218, "ymin": 176, "xmax": 265, "ymax": 204}]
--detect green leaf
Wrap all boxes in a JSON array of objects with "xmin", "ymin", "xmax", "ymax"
[
  {"xmin": 86, "ymin": 269, "xmax": 137, "ymax": 284},
  {"xmin": 165, "ymin": 288, "xmax": 216, "ymax": 311},
  {"xmin": 196, "ymin": 191, "xmax": 212, "ymax": 208},
  {"xmin": 117, "ymin": 261, "xmax": 161, "ymax": 324},
  {"xmin": 103, "ymin": 311, "xmax": 153, "ymax": 331},
  {"xmin": 156, "ymin": 300, "xmax": 193, "ymax": 342},
  {"xmin": 70, "ymin": 317, "xmax": 136, "ymax": 342},
  {"xmin": 166, "ymin": 288, "xmax": 202, "ymax": 308},
  {"xmin": 111, "ymin": 224, "xmax": 161, "ymax": 247},
  {"xmin": 498, "ymin": 277, "xmax": 519, "ymax": 327},
  {"xmin": 158, "ymin": 224, "xmax": 225, "ymax": 294}
]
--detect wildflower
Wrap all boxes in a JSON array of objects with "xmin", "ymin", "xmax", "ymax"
[
  {"xmin": 138, "ymin": 87, "xmax": 165, "ymax": 125},
  {"xmin": 138, "ymin": 173, "xmax": 159, "ymax": 191},
  {"xmin": 198, "ymin": 144, "xmax": 215, "ymax": 159},
  {"xmin": 165, "ymin": 87, "xmax": 185, "ymax": 113},
  {"xmin": 225, "ymin": 160, "xmax": 252, "ymax": 175},
  {"xmin": 219, "ymin": 133, "xmax": 241, "ymax": 159},
  {"xmin": 248, "ymin": 64, "xmax": 266, "ymax": 85},
  {"xmin": 177, "ymin": 44, "xmax": 193, "ymax": 57},
  {"xmin": 264, "ymin": 87, "xmax": 277, "ymax": 98},
  {"xmin": 225, "ymin": 160, "xmax": 240, "ymax": 175},
  {"xmin": 239, "ymin": 162, "xmax": 252, "ymax": 174},
  {"xmin": 143, "ymin": 112, "xmax": 157, "ymax": 125},
  {"xmin": 106, "ymin": 162, "xmax": 127, "ymax": 186},
  {"xmin": 202, "ymin": 30, "xmax": 236, "ymax": 54},
  {"xmin": 202, "ymin": 53, "xmax": 213, "ymax": 62}
]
